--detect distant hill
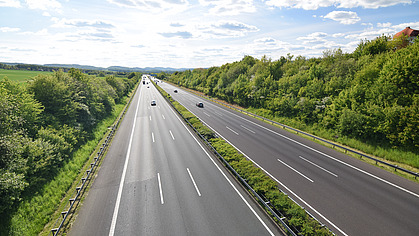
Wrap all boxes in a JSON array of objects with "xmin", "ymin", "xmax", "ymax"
[{"xmin": 1, "ymin": 62, "xmax": 192, "ymax": 73}]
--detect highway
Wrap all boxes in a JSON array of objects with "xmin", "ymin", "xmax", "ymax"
[
  {"xmin": 159, "ymin": 81, "xmax": 419, "ymax": 236},
  {"xmin": 68, "ymin": 77, "xmax": 283, "ymax": 236}
]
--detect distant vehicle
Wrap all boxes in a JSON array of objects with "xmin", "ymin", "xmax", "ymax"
[
  {"xmin": 143, "ymin": 81, "xmax": 145, "ymax": 84},
  {"xmin": 147, "ymin": 86, "xmax": 149, "ymax": 88},
  {"xmin": 151, "ymin": 100, "xmax": 156, "ymax": 106},
  {"xmin": 196, "ymin": 102, "xmax": 204, "ymax": 108},
  {"xmin": 174, "ymin": 90, "xmax": 178, "ymax": 93}
]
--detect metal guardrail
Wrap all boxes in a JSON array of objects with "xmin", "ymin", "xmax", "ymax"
[
  {"xmin": 155, "ymin": 85, "xmax": 328, "ymax": 236},
  {"xmin": 49, "ymin": 82, "xmax": 139, "ymax": 236},
  {"xmin": 189, "ymin": 91, "xmax": 419, "ymax": 179}
]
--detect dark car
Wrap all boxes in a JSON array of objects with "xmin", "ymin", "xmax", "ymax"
[
  {"xmin": 174, "ymin": 90, "xmax": 178, "ymax": 93},
  {"xmin": 151, "ymin": 100, "xmax": 156, "ymax": 106},
  {"xmin": 196, "ymin": 102, "xmax": 204, "ymax": 108}
]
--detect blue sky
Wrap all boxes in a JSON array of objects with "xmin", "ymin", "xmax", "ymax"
[{"xmin": 1, "ymin": 0, "xmax": 418, "ymax": 68}]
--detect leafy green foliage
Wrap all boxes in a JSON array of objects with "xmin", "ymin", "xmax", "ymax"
[
  {"xmin": 0, "ymin": 69, "xmax": 139, "ymax": 235},
  {"xmin": 162, "ymin": 37, "xmax": 419, "ymax": 155},
  {"xmin": 157, "ymin": 83, "xmax": 332, "ymax": 235}
]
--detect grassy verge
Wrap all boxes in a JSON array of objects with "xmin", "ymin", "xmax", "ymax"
[
  {"xmin": 155, "ymin": 84, "xmax": 333, "ymax": 235},
  {"xmin": 167, "ymin": 82, "xmax": 419, "ymax": 182},
  {"xmin": 246, "ymin": 107, "xmax": 419, "ymax": 182},
  {"xmin": 5, "ymin": 86, "xmax": 135, "ymax": 236},
  {"xmin": 0, "ymin": 69, "xmax": 52, "ymax": 83}
]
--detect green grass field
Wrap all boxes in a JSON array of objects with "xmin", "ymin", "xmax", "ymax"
[{"xmin": 0, "ymin": 69, "xmax": 52, "ymax": 82}]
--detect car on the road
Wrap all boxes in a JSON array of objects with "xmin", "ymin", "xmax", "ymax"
[
  {"xmin": 196, "ymin": 102, "xmax": 204, "ymax": 108},
  {"xmin": 174, "ymin": 89, "xmax": 178, "ymax": 93},
  {"xmin": 151, "ymin": 100, "xmax": 156, "ymax": 106}
]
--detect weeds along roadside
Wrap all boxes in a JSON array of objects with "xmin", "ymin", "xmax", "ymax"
[
  {"xmin": 170, "ymin": 83, "xmax": 419, "ymax": 183},
  {"xmin": 153, "ymin": 81, "xmax": 333, "ymax": 236},
  {"xmin": 9, "ymin": 82, "xmax": 140, "ymax": 236}
]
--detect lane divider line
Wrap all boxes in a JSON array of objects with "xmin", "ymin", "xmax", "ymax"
[
  {"xmin": 277, "ymin": 159, "xmax": 314, "ymax": 183},
  {"xmin": 299, "ymin": 156, "xmax": 338, "ymax": 178},
  {"xmin": 167, "ymin": 100, "xmax": 276, "ymax": 236},
  {"xmin": 198, "ymin": 119, "xmax": 348, "ymax": 236},
  {"xmin": 187, "ymin": 168, "xmax": 202, "ymax": 197},
  {"xmin": 241, "ymin": 125, "xmax": 255, "ymax": 134},
  {"xmin": 226, "ymin": 126, "xmax": 239, "ymax": 135},
  {"xmin": 218, "ymin": 104, "xmax": 419, "ymax": 198},
  {"xmin": 158, "ymin": 173, "xmax": 164, "ymax": 204},
  {"xmin": 109, "ymin": 85, "xmax": 142, "ymax": 236},
  {"xmin": 169, "ymin": 130, "xmax": 175, "ymax": 140}
]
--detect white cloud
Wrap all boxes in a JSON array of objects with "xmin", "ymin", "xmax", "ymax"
[
  {"xmin": 323, "ymin": 11, "xmax": 361, "ymax": 25},
  {"xmin": 377, "ymin": 22, "xmax": 392, "ymax": 28},
  {"xmin": 338, "ymin": 0, "xmax": 412, "ymax": 9},
  {"xmin": 0, "ymin": 27, "xmax": 21, "ymax": 32},
  {"xmin": 25, "ymin": 0, "xmax": 62, "ymax": 10},
  {"xmin": 199, "ymin": 0, "xmax": 256, "ymax": 15},
  {"xmin": 159, "ymin": 31, "xmax": 193, "ymax": 39},
  {"xmin": 0, "ymin": 0, "xmax": 21, "ymax": 7},
  {"xmin": 265, "ymin": 0, "xmax": 334, "ymax": 10},
  {"xmin": 52, "ymin": 18, "xmax": 115, "ymax": 29},
  {"xmin": 197, "ymin": 21, "xmax": 259, "ymax": 38},
  {"xmin": 265, "ymin": 0, "xmax": 412, "ymax": 10},
  {"xmin": 107, "ymin": 0, "xmax": 189, "ymax": 13},
  {"xmin": 297, "ymin": 32, "xmax": 329, "ymax": 44}
]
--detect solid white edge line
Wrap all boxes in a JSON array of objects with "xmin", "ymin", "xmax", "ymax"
[
  {"xmin": 108, "ymin": 85, "xmax": 142, "ymax": 236},
  {"xmin": 277, "ymin": 159, "xmax": 314, "ymax": 183},
  {"xmin": 187, "ymin": 168, "xmax": 202, "ymax": 197},
  {"xmin": 167, "ymin": 101, "xmax": 276, "ymax": 236},
  {"xmin": 158, "ymin": 173, "xmax": 164, "ymax": 204},
  {"xmin": 204, "ymin": 123, "xmax": 348, "ymax": 236},
  {"xmin": 217, "ymin": 103, "xmax": 419, "ymax": 198},
  {"xmin": 299, "ymin": 156, "xmax": 338, "ymax": 178}
]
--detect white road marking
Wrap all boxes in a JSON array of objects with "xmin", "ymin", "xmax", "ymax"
[
  {"xmin": 277, "ymin": 159, "xmax": 314, "ymax": 183},
  {"xmin": 168, "ymin": 102, "xmax": 276, "ymax": 236},
  {"xmin": 199, "ymin": 120, "xmax": 348, "ymax": 236},
  {"xmin": 203, "ymin": 111, "xmax": 211, "ymax": 117},
  {"xmin": 299, "ymin": 156, "xmax": 338, "ymax": 178},
  {"xmin": 149, "ymin": 116, "xmax": 151, "ymax": 121},
  {"xmin": 241, "ymin": 125, "xmax": 255, "ymax": 134},
  {"xmin": 162, "ymin": 114, "xmax": 165, "ymax": 119},
  {"xmin": 226, "ymin": 126, "xmax": 239, "ymax": 135},
  {"xmin": 169, "ymin": 130, "xmax": 175, "ymax": 140},
  {"xmin": 109, "ymin": 86, "xmax": 142, "ymax": 236},
  {"xmin": 152, "ymin": 132, "xmax": 155, "ymax": 143},
  {"xmin": 214, "ymin": 111, "xmax": 223, "ymax": 116},
  {"xmin": 157, "ymin": 173, "xmax": 164, "ymax": 204},
  {"xmin": 216, "ymin": 105, "xmax": 419, "ymax": 199},
  {"xmin": 187, "ymin": 168, "xmax": 201, "ymax": 197}
]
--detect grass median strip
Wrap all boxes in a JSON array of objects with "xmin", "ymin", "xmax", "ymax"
[{"xmin": 154, "ymin": 82, "xmax": 333, "ymax": 236}]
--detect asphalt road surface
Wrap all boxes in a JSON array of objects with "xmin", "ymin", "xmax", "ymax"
[
  {"xmin": 69, "ymin": 77, "xmax": 284, "ymax": 236},
  {"xmin": 159, "ymin": 80, "xmax": 419, "ymax": 236}
]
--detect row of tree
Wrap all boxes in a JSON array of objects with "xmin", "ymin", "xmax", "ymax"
[
  {"xmin": 0, "ymin": 69, "xmax": 138, "ymax": 213},
  {"xmin": 0, "ymin": 63, "xmax": 137, "ymax": 78},
  {"xmin": 158, "ymin": 36, "xmax": 418, "ymax": 150}
]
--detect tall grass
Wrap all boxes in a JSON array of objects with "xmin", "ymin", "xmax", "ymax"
[
  {"xmin": 6, "ymin": 102, "xmax": 127, "ymax": 236},
  {"xmin": 247, "ymin": 107, "xmax": 419, "ymax": 172}
]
